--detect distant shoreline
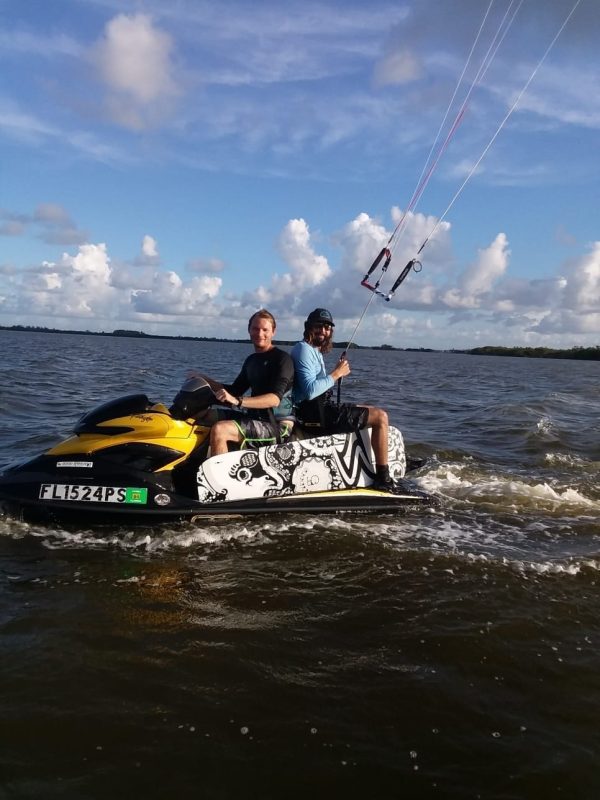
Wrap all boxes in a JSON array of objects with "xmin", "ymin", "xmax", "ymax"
[{"xmin": 1, "ymin": 325, "xmax": 598, "ymax": 360}]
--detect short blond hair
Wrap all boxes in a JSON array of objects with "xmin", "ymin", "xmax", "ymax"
[{"xmin": 248, "ymin": 308, "xmax": 276, "ymax": 331}]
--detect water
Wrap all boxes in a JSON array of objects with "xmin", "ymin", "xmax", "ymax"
[{"xmin": 1, "ymin": 330, "xmax": 599, "ymax": 799}]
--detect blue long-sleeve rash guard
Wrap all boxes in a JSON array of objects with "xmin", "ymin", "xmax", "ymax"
[{"xmin": 290, "ymin": 340, "xmax": 334, "ymax": 404}]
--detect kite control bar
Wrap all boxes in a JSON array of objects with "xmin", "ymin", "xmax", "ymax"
[{"xmin": 361, "ymin": 250, "xmax": 422, "ymax": 302}]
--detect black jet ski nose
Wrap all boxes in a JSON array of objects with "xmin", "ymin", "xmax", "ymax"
[
  {"xmin": 74, "ymin": 394, "xmax": 152, "ymax": 434},
  {"xmin": 169, "ymin": 377, "xmax": 216, "ymax": 420}
]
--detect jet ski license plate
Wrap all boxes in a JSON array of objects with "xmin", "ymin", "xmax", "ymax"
[{"xmin": 39, "ymin": 484, "xmax": 148, "ymax": 504}]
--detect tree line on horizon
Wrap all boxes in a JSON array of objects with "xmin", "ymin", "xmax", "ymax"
[
  {"xmin": 466, "ymin": 345, "xmax": 600, "ymax": 361},
  {"xmin": 1, "ymin": 324, "xmax": 598, "ymax": 360}
]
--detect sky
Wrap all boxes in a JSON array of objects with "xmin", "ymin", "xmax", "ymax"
[{"xmin": 0, "ymin": 0, "xmax": 598, "ymax": 349}]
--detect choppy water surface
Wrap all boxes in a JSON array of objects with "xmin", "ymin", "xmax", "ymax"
[{"xmin": 1, "ymin": 331, "xmax": 599, "ymax": 799}]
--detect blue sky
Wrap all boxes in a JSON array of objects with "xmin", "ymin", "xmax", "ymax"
[{"xmin": 0, "ymin": 0, "xmax": 598, "ymax": 349}]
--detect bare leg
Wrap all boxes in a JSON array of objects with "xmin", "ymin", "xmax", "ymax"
[
  {"xmin": 210, "ymin": 420, "xmax": 243, "ymax": 456},
  {"xmin": 365, "ymin": 406, "xmax": 389, "ymax": 466}
]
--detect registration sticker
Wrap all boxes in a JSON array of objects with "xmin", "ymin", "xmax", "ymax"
[
  {"xmin": 56, "ymin": 461, "xmax": 93, "ymax": 469},
  {"xmin": 38, "ymin": 484, "xmax": 148, "ymax": 504}
]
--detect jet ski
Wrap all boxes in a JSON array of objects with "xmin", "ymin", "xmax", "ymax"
[{"xmin": 0, "ymin": 378, "xmax": 432, "ymax": 525}]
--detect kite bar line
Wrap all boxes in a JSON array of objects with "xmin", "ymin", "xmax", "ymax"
[
  {"xmin": 387, "ymin": 0, "xmax": 524, "ymax": 258},
  {"xmin": 360, "ymin": 0, "xmax": 582, "ymax": 313},
  {"xmin": 417, "ymin": 0, "xmax": 582, "ymax": 256},
  {"xmin": 333, "ymin": 0, "xmax": 583, "ymax": 407}
]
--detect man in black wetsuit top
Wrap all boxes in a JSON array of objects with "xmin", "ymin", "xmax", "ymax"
[{"xmin": 192, "ymin": 309, "xmax": 294, "ymax": 456}]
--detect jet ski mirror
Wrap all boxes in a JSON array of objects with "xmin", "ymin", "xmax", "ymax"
[{"xmin": 169, "ymin": 377, "xmax": 217, "ymax": 420}]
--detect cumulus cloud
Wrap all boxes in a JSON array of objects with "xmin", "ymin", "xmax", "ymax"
[
  {"xmin": 19, "ymin": 243, "xmax": 116, "ymax": 318},
  {"xmin": 371, "ymin": 310, "xmax": 420, "ymax": 341},
  {"xmin": 35, "ymin": 203, "xmax": 89, "ymax": 246},
  {"xmin": 110, "ymin": 264, "xmax": 156, "ymax": 292},
  {"xmin": 132, "ymin": 272, "xmax": 222, "ymax": 315},
  {"xmin": 237, "ymin": 207, "xmax": 454, "ymax": 343},
  {"xmin": 0, "ymin": 238, "xmax": 222, "ymax": 327},
  {"xmin": 560, "ymin": 241, "xmax": 600, "ymax": 312},
  {"xmin": 187, "ymin": 257, "xmax": 226, "ymax": 273},
  {"xmin": 523, "ymin": 241, "xmax": 600, "ymax": 335},
  {"xmin": 34, "ymin": 203, "xmax": 72, "ymax": 225},
  {"xmin": 142, "ymin": 235, "xmax": 159, "ymax": 259},
  {"xmin": 130, "ymin": 234, "xmax": 161, "ymax": 267},
  {"xmin": 0, "ymin": 203, "xmax": 87, "ymax": 245},
  {"xmin": 389, "ymin": 207, "xmax": 452, "ymax": 267},
  {"xmin": 337, "ymin": 212, "xmax": 390, "ymax": 273},
  {"xmin": 443, "ymin": 233, "xmax": 510, "ymax": 309},
  {"xmin": 1, "ymin": 210, "xmax": 599, "ymax": 347},
  {"xmin": 91, "ymin": 14, "xmax": 181, "ymax": 130},
  {"xmin": 492, "ymin": 275, "xmax": 566, "ymax": 313},
  {"xmin": 274, "ymin": 218, "xmax": 331, "ymax": 290},
  {"xmin": 245, "ymin": 218, "xmax": 331, "ymax": 306},
  {"xmin": 437, "ymin": 238, "xmax": 600, "ymax": 338},
  {"xmin": 323, "ymin": 208, "xmax": 451, "ymax": 317},
  {"xmin": 230, "ymin": 208, "xmax": 599, "ymax": 346},
  {"xmin": 532, "ymin": 310, "xmax": 600, "ymax": 335}
]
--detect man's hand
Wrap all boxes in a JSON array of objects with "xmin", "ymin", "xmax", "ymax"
[
  {"xmin": 331, "ymin": 355, "xmax": 351, "ymax": 382},
  {"xmin": 215, "ymin": 387, "xmax": 238, "ymax": 406}
]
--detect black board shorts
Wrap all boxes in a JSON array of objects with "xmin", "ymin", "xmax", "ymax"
[
  {"xmin": 232, "ymin": 417, "xmax": 293, "ymax": 447},
  {"xmin": 216, "ymin": 407, "xmax": 294, "ymax": 448},
  {"xmin": 321, "ymin": 402, "xmax": 369, "ymax": 434}
]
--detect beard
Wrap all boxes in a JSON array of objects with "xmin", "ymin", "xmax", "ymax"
[{"xmin": 305, "ymin": 326, "xmax": 333, "ymax": 353}]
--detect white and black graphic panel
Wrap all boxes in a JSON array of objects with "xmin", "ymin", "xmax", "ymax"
[
  {"xmin": 388, "ymin": 426, "xmax": 407, "ymax": 481},
  {"xmin": 196, "ymin": 426, "xmax": 406, "ymax": 505}
]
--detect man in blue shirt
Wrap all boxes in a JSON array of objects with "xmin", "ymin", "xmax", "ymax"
[{"xmin": 290, "ymin": 308, "xmax": 396, "ymax": 492}]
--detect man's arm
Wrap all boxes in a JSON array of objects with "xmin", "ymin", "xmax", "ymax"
[
  {"xmin": 210, "ymin": 356, "xmax": 277, "ymax": 409},
  {"xmin": 220, "ymin": 350, "xmax": 293, "ymax": 410},
  {"xmin": 217, "ymin": 359, "xmax": 252, "ymax": 407},
  {"xmin": 224, "ymin": 392, "xmax": 280, "ymax": 410},
  {"xmin": 224, "ymin": 350, "xmax": 293, "ymax": 409},
  {"xmin": 186, "ymin": 369, "xmax": 248, "ymax": 406},
  {"xmin": 268, "ymin": 350, "xmax": 294, "ymax": 400},
  {"xmin": 292, "ymin": 342, "xmax": 337, "ymax": 402}
]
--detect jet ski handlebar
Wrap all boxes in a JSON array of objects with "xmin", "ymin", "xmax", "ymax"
[{"xmin": 169, "ymin": 377, "xmax": 217, "ymax": 420}]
